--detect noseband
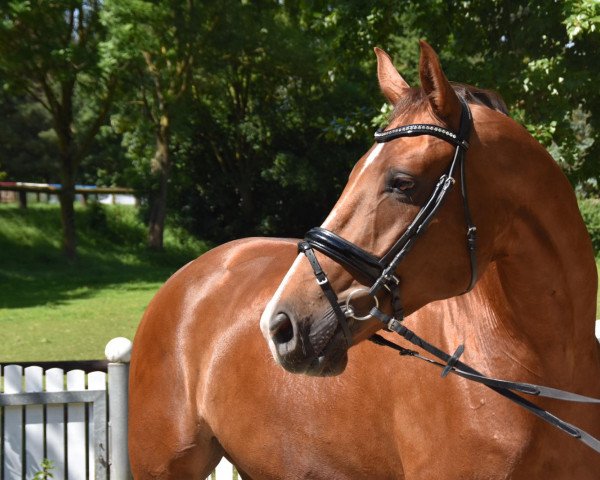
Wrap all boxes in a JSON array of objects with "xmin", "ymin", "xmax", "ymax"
[{"xmin": 298, "ymin": 99, "xmax": 476, "ymax": 345}]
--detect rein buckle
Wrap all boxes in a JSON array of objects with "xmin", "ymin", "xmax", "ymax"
[{"xmin": 387, "ymin": 318, "xmax": 403, "ymax": 334}]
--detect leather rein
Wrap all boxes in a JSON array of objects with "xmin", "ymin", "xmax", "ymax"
[{"xmin": 297, "ymin": 99, "xmax": 600, "ymax": 454}]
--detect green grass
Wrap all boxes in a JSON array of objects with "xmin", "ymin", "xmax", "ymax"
[
  {"xmin": 1, "ymin": 203, "xmax": 599, "ymax": 362},
  {"xmin": 0, "ymin": 203, "xmax": 210, "ymax": 361}
]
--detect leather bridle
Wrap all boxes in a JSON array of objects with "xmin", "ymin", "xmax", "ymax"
[
  {"xmin": 295, "ymin": 99, "xmax": 600, "ymax": 454},
  {"xmin": 298, "ymin": 98, "xmax": 476, "ymax": 343}
]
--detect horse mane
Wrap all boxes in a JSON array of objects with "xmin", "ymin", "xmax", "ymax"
[
  {"xmin": 451, "ymin": 83, "xmax": 509, "ymax": 115},
  {"xmin": 391, "ymin": 83, "xmax": 509, "ymax": 119}
]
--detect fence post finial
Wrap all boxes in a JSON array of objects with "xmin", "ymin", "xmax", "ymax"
[{"xmin": 105, "ymin": 337, "xmax": 132, "ymax": 363}]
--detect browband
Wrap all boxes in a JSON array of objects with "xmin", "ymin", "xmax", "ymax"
[{"xmin": 374, "ymin": 124, "xmax": 470, "ymax": 149}]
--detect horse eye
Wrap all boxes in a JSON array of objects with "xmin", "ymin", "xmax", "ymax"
[{"xmin": 388, "ymin": 176, "xmax": 415, "ymax": 195}]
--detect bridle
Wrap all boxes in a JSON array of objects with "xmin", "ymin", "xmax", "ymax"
[
  {"xmin": 296, "ymin": 98, "xmax": 600, "ymax": 454},
  {"xmin": 298, "ymin": 98, "xmax": 476, "ymax": 343}
]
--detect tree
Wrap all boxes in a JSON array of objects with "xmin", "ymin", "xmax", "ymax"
[
  {"xmin": 3, "ymin": 1, "xmax": 598, "ymax": 248},
  {"xmin": 392, "ymin": 0, "xmax": 600, "ymax": 192},
  {"xmin": 101, "ymin": 0, "xmax": 202, "ymax": 249},
  {"xmin": 0, "ymin": 91, "xmax": 58, "ymax": 182},
  {"xmin": 0, "ymin": 0, "xmax": 117, "ymax": 258},
  {"xmin": 175, "ymin": 1, "xmax": 404, "ymax": 240}
]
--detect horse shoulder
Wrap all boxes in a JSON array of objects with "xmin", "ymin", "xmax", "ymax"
[
  {"xmin": 133, "ymin": 237, "xmax": 297, "ymax": 343},
  {"xmin": 129, "ymin": 237, "xmax": 298, "ymax": 478}
]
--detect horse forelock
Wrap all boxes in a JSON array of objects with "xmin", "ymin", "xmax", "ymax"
[{"xmin": 390, "ymin": 84, "xmax": 509, "ymax": 122}]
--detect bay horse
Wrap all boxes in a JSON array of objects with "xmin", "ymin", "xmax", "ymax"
[{"xmin": 129, "ymin": 42, "xmax": 600, "ymax": 479}]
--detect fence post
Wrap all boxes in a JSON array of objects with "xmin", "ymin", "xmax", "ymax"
[{"xmin": 105, "ymin": 337, "xmax": 133, "ymax": 480}]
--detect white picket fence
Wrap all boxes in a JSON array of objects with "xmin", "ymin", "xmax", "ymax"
[
  {"xmin": 1, "ymin": 366, "xmax": 108, "ymax": 479},
  {"xmin": 0, "ymin": 339, "xmax": 237, "ymax": 480},
  {"xmin": 211, "ymin": 459, "xmax": 236, "ymax": 480}
]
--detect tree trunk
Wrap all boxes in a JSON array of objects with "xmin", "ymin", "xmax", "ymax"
[
  {"xmin": 59, "ymin": 164, "xmax": 77, "ymax": 260},
  {"xmin": 57, "ymin": 112, "xmax": 77, "ymax": 260},
  {"xmin": 148, "ymin": 122, "xmax": 171, "ymax": 250},
  {"xmin": 50, "ymin": 77, "xmax": 78, "ymax": 260},
  {"xmin": 148, "ymin": 172, "xmax": 168, "ymax": 250},
  {"xmin": 18, "ymin": 190, "xmax": 27, "ymax": 209}
]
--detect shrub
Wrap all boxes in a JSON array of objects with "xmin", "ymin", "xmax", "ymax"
[
  {"xmin": 33, "ymin": 459, "xmax": 54, "ymax": 479},
  {"xmin": 579, "ymin": 198, "xmax": 600, "ymax": 255}
]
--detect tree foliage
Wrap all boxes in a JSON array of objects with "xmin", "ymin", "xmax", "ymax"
[
  {"xmin": 100, "ymin": 0, "xmax": 204, "ymax": 249},
  {"xmin": 397, "ymin": 0, "xmax": 600, "ymax": 191},
  {"xmin": 0, "ymin": 91, "xmax": 58, "ymax": 182},
  {"xmin": 0, "ymin": 0, "xmax": 598, "ymax": 247},
  {"xmin": 0, "ymin": 0, "xmax": 117, "ymax": 257},
  {"xmin": 171, "ymin": 1, "xmax": 404, "ymax": 239}
]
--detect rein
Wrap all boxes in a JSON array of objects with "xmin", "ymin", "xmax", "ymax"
[
  {"xmin": 297, "ymin": 99, "xmax": 600, "ymax": 454},
  {"xmin": 369, "ymin": 315, "xmax": 600, "ymax": 454}
]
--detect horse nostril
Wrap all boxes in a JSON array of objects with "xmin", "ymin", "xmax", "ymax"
[{"xmin": 270, "ymin": 312, "xmax": 295, "ymax": 345}]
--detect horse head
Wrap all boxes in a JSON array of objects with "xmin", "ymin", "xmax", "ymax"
[{"xmin": 260, "ymin": 41, "xmax": 535, "ymax": 376}]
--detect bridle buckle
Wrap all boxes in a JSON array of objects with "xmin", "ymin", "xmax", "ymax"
[{"xmin": 383, "ymin": 274, "xmax": 400, "ymax": 293}]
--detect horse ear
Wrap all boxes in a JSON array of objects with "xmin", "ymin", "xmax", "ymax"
[
  {"xmin": 374, "ymin": 47, "xmax": 410, "ymax": 105},
  {"xmin": 418, "ymin": 40, "xmax": 461, "ymax": 130}
]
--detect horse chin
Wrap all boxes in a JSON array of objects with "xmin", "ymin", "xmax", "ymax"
[{"xmin": 306, "ymin": 330, "xmax": 349, "ymax": 377}]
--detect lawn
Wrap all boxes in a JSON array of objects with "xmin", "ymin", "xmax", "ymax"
[
  {"xmin": 0, "ymin": 203, "xmax": 210, "ymax": 361},
  {"xmin": 1, "ymin": 203, "xmax": 599, "ymax": 362}
]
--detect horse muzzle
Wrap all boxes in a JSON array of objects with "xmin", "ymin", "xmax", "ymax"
[{"xmin": 268, "ymin": 309, "xmax": 349, "ymax": 376}]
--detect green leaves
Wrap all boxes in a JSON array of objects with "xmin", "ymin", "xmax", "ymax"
[
  {"xmin": 2, "ymin": 0, "xmax": 600, "ymax": 244},
  {"xmin": 396, "ymin": 0, "xmax": 600, "ymax": 193},
  {"xmin": 564, "ymin": 0, "xmax": 600, "ymax": 39}
]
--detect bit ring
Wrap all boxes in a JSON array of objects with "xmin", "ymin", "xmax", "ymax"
[{"xmin": 344, "ymin": 288, "xmax": 379, "ymax": 321}]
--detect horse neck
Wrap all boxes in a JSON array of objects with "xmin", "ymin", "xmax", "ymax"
[{"xmin": 473, "ymin": 143, "xmax": 599, "ymax": 389}]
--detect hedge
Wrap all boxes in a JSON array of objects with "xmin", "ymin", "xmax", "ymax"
[{"xmin": 579, "ymin": 198, "xmax": 600, "ymax": 255}]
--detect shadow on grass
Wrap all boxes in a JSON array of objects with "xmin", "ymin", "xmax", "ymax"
[{"xmin": 0, "ymin": 204, "xmax": 211, "ymax": 309}]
